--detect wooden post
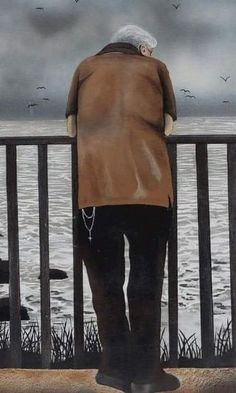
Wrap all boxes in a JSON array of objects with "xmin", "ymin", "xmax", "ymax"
[
  {"xmin": 38, "ymin": 144, "xmax": 51, "ymax": 368},
  {"xmin": 6, "ymin": 145, "xmax": 22, "ymax": 367},
  {"xmin": 167, "ymin": 143, "xmax": 178, "ymax": 366},
  {"xmin": 195, "ymin": 143, "xmax": 214, "ymax": 363},
  {"xmin": 227, "ymin": 143, "xmax": 236, "ymax": 350},
  {"xmin": 72, "ymin": 143, "xmax": 84, "ymax": 367}
]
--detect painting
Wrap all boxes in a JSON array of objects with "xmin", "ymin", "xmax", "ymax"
[{"xmin": 0, "ymin": 1, "xmax": 235, "ymax": 392}]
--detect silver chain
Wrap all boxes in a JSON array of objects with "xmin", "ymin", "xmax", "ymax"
[{"xmin": 81, "ymin": 207, "xmax": 96, "ymax": 243}]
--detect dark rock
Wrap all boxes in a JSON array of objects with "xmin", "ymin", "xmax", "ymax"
[
  {"xmin": 0, "ymin": 297, "xmax": 30, "ymax": 321},
  {"xmin": 38, "ymin": 268, "xmax": 68, "ymax": 280},
  {"xmin": 0, "ymin": 259, "xmax": 9, "ymax": 284},
  {"xmin": 0, "ymin": 261, "xmax": 68, "ymax": 283}
]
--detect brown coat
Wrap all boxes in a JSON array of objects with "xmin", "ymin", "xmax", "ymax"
[{"xmin": 66, "ymin": 43, "xmax": 177, "ymax": 209}]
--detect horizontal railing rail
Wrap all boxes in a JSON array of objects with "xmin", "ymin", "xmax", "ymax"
[
  {"xmin": 0, "ymin": 133, "xmax": 235, "ymax": 368},
  {"xmin": 1, "ymin": 133, "xmax": 236, "ymax": 146}
]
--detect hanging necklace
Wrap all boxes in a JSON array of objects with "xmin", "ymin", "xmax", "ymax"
[{"xmin": 81, "ymin": 207, "xmax": 96, "ymax": 243}]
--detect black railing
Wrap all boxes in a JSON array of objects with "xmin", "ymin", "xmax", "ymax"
[
  {"xmin": 167, "ymin": 134, "xmax": 236, "ymax": 366},
  {"xmin": 2, "ymin": 137, "xmax": 83, "ymax": 368},
  {"xmin": 1, "ymin": 134, "xmax": 236, "ymax": 368}
]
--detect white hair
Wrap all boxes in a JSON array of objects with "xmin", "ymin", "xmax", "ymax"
[{"xmin": 111, "ymin": 24, "xmax": 157, "ymax": 51}]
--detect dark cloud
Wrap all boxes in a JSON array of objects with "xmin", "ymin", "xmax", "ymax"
[
  {"xmin": 142, "ymin": 0, "xmax": 221, "ymax": 45},
  {"xmin": 0, "ymin": 0, "xmax": 235, "ymax": 119},
  {"xmin": 27, "ymin": 8, "xmax": 80, "ymax": 38}
]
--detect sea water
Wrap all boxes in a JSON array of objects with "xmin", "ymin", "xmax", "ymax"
[{"xmin": 0, "ymin": 117, "xmax": 235, "ymax": 342}]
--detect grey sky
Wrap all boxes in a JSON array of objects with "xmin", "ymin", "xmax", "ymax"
[{"xmin": 0, "ymin": 0, "xmax": 235, "ymax": 119}]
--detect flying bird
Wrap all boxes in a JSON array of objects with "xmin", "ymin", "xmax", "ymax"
[
  {"xmin": 180, "ymin": 89, "xmax": 191, "ymax": 93},
  {"xmin": 35, "ymin": 7, "xmax": 44, "ymax": 10},
  {"xmin": 27, "ymin": 103, "xmax": 38, "ymax": 108},
  {"xmin": 75, "ymin": 0, "xmax": 80, "ymax": 2},
  {"xmin": 172, "ymin": 3, "xmax": 181, "ymax": 9},
  {"xmin": 42, "ymin": 98, "xmax": 50, "ymax": 101},
  {"xmin": 220, "ymin": 76, "xmax": 230, "ymax": 82},
  {"xmin": 185, "ymin": 95, "xmax": 196, "ymax": 99},
  {"xmin": 222, "ymin": 100, "xmax": 230, "ymax": 103},
  {"xmin": 36, "ymin": 86, "xmax": 46, "ymax": 89},
  {"xmin": 0, "ymin": 234, "xmax": 3, "ymax": 237}
]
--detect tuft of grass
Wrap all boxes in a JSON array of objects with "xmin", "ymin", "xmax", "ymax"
[
  {"xmin": 0, "ymin": 321, "xmax": 9, "ymax": 350},
  {"xmin": 178, "ymin": 329, "xmax": 201, "ymax": 359},
  {"xmin": 215, "ymin": 318, "xmax": 232, "ymax": 356},
  {"xmin": 160, "ymin": 327, "xmax": 169, "ymax": 362},
  {"xmin": 0, "ymin": 317, "xmax": 235, "ymax": 368},
  {"xmin": 51, "ymin": 319, "xmax": 74, "ymax": 363},
  {"xmin": 21, "ymin": 320, "xmax": 41, "ymax": 354},
  {"xmin": 84, "ymin": 319, "xmax": 102, "ymax": 353}
]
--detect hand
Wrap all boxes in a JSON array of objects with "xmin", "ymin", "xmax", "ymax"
[
  {"xmin": 67, "ymin": 114, "xmax": 77, "ymax": 137},
  {"xmin": 164, "ymin": 113, "xmax": 174, "ymax": 136}
]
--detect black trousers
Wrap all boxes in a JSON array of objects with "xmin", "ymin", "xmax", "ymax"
[{"xmin": 78, "ymin": 204, "xmax": 173, "ymax": 383}]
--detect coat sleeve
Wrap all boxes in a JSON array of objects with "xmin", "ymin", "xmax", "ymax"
[
  {"xmin": 158, "ymin": 63, "xmax": 177, "ymax": 121},
  {"xmin": 65, "ymin": 65, "xmax": 80, "ymax": 118}
]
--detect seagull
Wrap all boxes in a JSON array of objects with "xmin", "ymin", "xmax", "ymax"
[
  {"xmin": 27, "ymin": 103, "xmax": 38, "ymax": 108},
  {"xmin": 180, "ymin": 89, "xmax": 191, "ymax": 93},
  {"xmin": 42, "ymin": 98, "xmax": 50, "ymax": 101},
  {"xmin": 185, "ymin": 95, "xmax": 196, "ymax": 99},
  {"xmin": 35, "ymin": 7, "xmax": 44, "ymax": 10},
  {"xmin": 36, "ymin": 86, "xmax": 46, "ymax": 89},
  {"xmin": 222, "ymin": 100, "xmax": 230, "ymax": 103},
  {"xmin": 172, "ymin": 3, "xmax": 181, "ymax": 9},
  {"xmin": 220, "ymin": 76, "xmax": 230, "ymax": 82}
]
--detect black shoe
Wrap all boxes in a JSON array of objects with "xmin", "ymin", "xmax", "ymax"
[
  {"xmin": 96, "ymin": 370, "xmax": 131, "ymax": 392},
  {"xmin": 131, "ymin": 369, "xmax": 180, "ymax": 392}
]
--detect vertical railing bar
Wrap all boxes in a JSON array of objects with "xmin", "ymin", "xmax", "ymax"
[
  {"xmin": 38, "ymin": 144, "xmax": 51, "ymax": 368},
  {"xmin": 227, "ymin": 143, "xmax": 236, "ymax": 349},
  {"xmin": 167, "ymin": 143, "xmax": 178, "ymax": 366},
  {"xmin": 72, "ymin": 142, "xmax": 84, "ymax": 368},
  {"xmin": 195, "ymin": 143, "xmax": 214, "ymax": 363},
  {"xmin": 6, "ymin": 144, "xmax": 22, "ymax": 367}
]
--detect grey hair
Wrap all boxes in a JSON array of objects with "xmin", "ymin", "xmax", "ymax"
[{"xmin": 110, "ymin": 24, "xmax": 157, "ymax": 51}]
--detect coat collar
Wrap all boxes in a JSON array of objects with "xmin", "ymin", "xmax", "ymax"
[{"xmin": 95, "ymin": 42, "xmax": 144, "ymax": 56}]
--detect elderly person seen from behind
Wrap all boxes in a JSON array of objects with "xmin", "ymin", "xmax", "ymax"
[{"xmin": 66, "ymin": 24, "xmax": 180, "ymax": 393}]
